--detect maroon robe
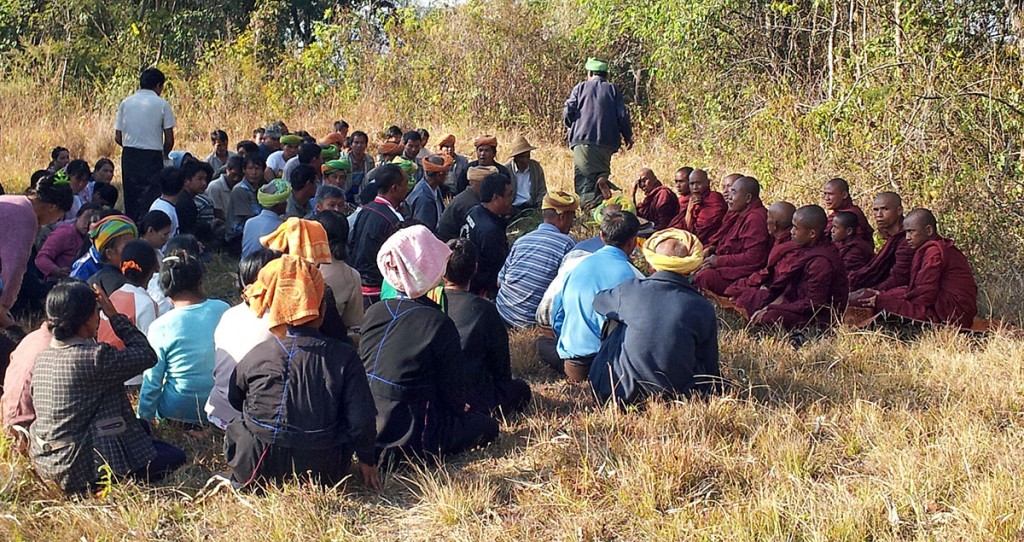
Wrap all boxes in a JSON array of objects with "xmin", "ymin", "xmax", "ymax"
[
  {"xmin": 707, "ymin": 209, "xmax": 739, "ymax": 247},
  {"xmin": 874, "ymin": 238, "xmax": 978, "ymax": 327},
  {"xmin": 849, "ymin": 229, "xmax": 913, "ymax": 291},
  {"xmin": 725, "ymin": 229, "xmax": 801, "ymax": 314},
  {"xmin": 836, "ymin": 237, "xmax": 874, "ymax": 276},
  {"xmin": 693, "ymin": 198, "xmax": 771, "ymax": 296},
  {"xmin": 826, "ymin": 197, "xmax": 874, "ymax": 243},
  {"xmin": 756, "ymin": 238, "xmax": 849, "ymax": 329},
  {"xmin": 668, "ymin": 191, "xmax": 727, "ymax": 244},
  {"xmin": 636, "ymin": 184, "xmax": 680, "ymax": 231},
  {"xmin": 677, "ymin": 195, "xmax": 690, "ymax": 211}
]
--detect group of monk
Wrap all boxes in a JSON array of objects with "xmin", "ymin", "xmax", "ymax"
[{"xmin": 629, "ymin": 169, "xmax": 979, "ymax": 330}]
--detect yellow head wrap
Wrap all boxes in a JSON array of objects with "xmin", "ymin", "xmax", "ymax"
[
  {"xmin": 642, "ymin": 228, "xmax": 704, "ymax": 275},
  {"xmin": 591, "ymin": 195, "xmax": 636, "ymax": 223},
  {"xmin": 542, "ymin": 190, "xmax": 579, "ymax": 214},
  {"xmin": 257, "ymin": 179, "xmax": 292, "ymax": 208}
]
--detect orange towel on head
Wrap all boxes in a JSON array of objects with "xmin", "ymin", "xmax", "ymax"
[
  {"xmin": 260, "ymin": 217, "xmax": 332, "ymax": 265},
  {"xmin": 321, "ymin": 132, "xmax": 345, "ymax": 146},
  {"xmin": 244, "ymin": 254, "xmax": 326, "ymax": 331}
]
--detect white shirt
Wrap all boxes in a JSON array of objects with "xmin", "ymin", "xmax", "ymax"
[
  {"xmin": 266, "ymin": 151, "xmax": 288, "ymax": 176},
  {"xmin": 204, "ymin": 303, "xmax": 273, "ymax": 429},
  {"xmin": 114, "ymin": 89, "xmax": 176, "ymax": 151},
  {"xmin": 149, "ymin": 198, "xmax": 179, "ymax": 252},
  {"xmin": 108, "ymin": 283, "xmax": 160, "ymax": 386},
  {"xmin": 513, "ymin": 167, "xmax": 532, "ymax": 206}
]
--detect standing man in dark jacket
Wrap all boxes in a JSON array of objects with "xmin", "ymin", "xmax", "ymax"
[
  {"xmin": 563, "ymin": 57, "xmax": 634, "ymax": 206},
  {"xmin": 590, "ymin": 229, "xmax": 721, "ymax": 406}
]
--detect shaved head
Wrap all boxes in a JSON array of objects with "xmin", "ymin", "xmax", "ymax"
[
  {"xmin": 690, "ymin": 169, "xmax": 709, "ymax": 184},
  {"xmin": 875, "ymin": 191, "xmax": 902, "ymax": 208},
  {"xmin": 768, "ymin": 201, "xmax": 796, "ymax": 228},
  {"xmin": 723, "ymin": 173, "xmax": 743, "ymax": 185},
  {"xmin": 905, "ymin": 208, "xmax": 937, "ymax": 230},
  {"xmin": 826, "ymin": 177, "xmax": 850, "ymax": 194},
  {"xmin": 655, "ymin": 238, "xmax": 693, "ymax": 258},
  {"xmin": 794, "ymin": 204, "xmax": 828, "ymax": 232},
  {"xmin": 832, "ymin": 210, "xmax": 859, "ymax": 229},
  {"xmin": 734, "ymin": 176, "xmax": 760, "ymax": 199}
]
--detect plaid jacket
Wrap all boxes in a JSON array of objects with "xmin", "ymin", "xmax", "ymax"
[{"xmin": 29, "ymin": 314, "xmax": 158, "ymax": 493}]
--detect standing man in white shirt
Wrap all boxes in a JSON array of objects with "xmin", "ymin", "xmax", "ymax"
[{"xmin": 115, "ymin": 68, "xmax": 176, "ymax": 220}]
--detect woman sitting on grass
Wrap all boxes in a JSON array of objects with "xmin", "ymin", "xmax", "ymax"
[
  {"xmin": 69, "ymin": 214, "xmax": 138, "ymax": 295},
  {"xmin": 225, "ymin": 254, "xmax": 380, "ymax": 489},
  {"xmin": 137, "ymin": 250, "xmax": 229, "ymax": 429},
  {"xmin": 95, "ymin": 240, "xmax": 160, "ymax": 387},
  {"xmin": 29, "ymin": 280, "xmax": 185, "ymax": 495},
  {"xmin": 35, "ymin": 203, "xmax": 100, "ymax": 282},
  {"xmin": 316, "ymin": 210, "xmax": 364, "ymax": 329}
]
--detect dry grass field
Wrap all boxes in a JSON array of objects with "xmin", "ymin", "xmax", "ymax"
[{"xmin": 1, "ymin": 96, "xmax": 1023, "ymax": 541}]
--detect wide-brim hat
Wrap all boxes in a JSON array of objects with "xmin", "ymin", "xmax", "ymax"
[{"xmin": 507, "ymin": 135, "xmax": 538, "ymax": 158}]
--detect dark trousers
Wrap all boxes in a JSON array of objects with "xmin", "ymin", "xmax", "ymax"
[
  {"xmin": 572, "ymin": 144, "xmax": 614, "ymax": 205},
  {"xmin": 121, "ymin": 147, "xmax": 164, "ymax": 220},
  {"xmin": 225, "ymin": 420, "xmax": 353, "ymax": 487},
  {"xmin": 534, "ymin": 336, "xmax": 593, "ymax": 382},
  {"xmin": 130, "ymin": 439, "xmax": 186, "ymax": 484}
]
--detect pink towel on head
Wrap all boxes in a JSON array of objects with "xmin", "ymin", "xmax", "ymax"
[{"xmin": 376, "ymin": 225, "xmax": 452, "ymax": 299}]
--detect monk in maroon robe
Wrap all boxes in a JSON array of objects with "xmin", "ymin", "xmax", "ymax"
[
  {"xmin": 849, "ymin": 192, "xmax": 914, "ymax": 305},
  {"xmin": 750, "ymin": 205, "xmax": 848, "ymax": 329},
  {"xmin": 673, "ymin": 167, "xmax": 692, "ymax": 212},
  {"xmin": 726, "ymin": 201, "xmax": 800, "ymax": 315},
  {"xmin": 632, "ymin": 168, "xmax": 679, "ymax": 231},
  {"xmin": 693, "ymin": 176, "xmax": 771, "ymax": 296},
  {"xmin": 668, "ymin": 168, "xmax": 726, "ymax": 243},
  {"xmin": 823, "ymin": 177, "xmax": 873, "ymax": 243},
  {"xmin": 831, "ymin": 211, "xmax": 874, "ymax": 275},
  {"xmin": 702, "ymin": 173, "xmax": 744, "ymax": 246},
  {"xmin": 868, "ymin": 209, "xmax": 978, "ymax": 327}
]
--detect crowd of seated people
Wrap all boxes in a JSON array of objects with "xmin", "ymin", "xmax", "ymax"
[{"xmin": 0, "ymin": 107, "xmax": 982, "ymax": 498}]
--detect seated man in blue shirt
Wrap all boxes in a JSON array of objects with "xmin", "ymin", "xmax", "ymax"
[
  {"xmin": 241, "ymin": 179, "xmax": 291, "ymax": 258},
  {"xmin": 538, "ymin": 210, "xmax": 640, "ymax": 381},
  {"xmin": 590, "ymin": 228, "xmax": 722, "ymax": 405}
]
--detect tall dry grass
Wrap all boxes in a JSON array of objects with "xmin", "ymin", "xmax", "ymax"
[
  {"xmin": 3, "ymin": 79, "xmax": 1024, "ymax": 540},
  {"xmin": 2, "ymin": 324, "xmax": 1024, "ymax": 540}
]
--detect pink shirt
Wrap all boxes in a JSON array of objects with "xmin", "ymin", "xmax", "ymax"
[
  {"xmin": 35, "ymin": 222, "xmax": 86, "ymax": 280},
  {"xmin": 2, "ymin": 324, "xmax": 52, "ymax": 429},
  {"xmin": 0, "ymin": 196, "xmax": 39, "ymax": 310}
]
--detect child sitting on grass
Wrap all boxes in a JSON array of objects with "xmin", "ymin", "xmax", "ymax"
[{"xmin": 138, "ymin": 249, "xmax": 229, "ymax": 430}]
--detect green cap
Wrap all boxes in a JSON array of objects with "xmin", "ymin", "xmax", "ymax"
[
  {"xmin": 280, "ymin": 134, "xmax": 302, "ymax": 146},
  {"xmin": 585, "ymin": 57, "xmax": 609, "ymax": 72}
]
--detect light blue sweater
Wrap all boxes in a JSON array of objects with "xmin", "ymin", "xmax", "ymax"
[{"xmin": 138, "ymin": 298, "xmax": 230, "ymax": 424}]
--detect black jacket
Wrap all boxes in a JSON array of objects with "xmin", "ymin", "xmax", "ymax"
[
  {"xmin": 229, "ymin": 327, "xmax": 377, "ymax": 464},
  {"xmin": 360, "ymin": 297, "xmax": 496, "ymax": 456},
  {"xmin": 461, "ymin": 205, "xmax": 508, "ymax": 299},
  {"xmin": 348, "ymin": 201, "xmax": 401, "ymax": 288},
  {"xmin": 445, "ymin": 289, "xmax": 511, "ymax": 412}
]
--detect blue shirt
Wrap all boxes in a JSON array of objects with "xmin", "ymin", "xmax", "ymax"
[
  {"xmin": 552, "ymin": 245, "xmax": 637, "ymax": 359},
  {"xmin": 138, "ymin": 298, "xmax": 231, "ymax": 424},
  {"xmin": 241, "ymin": 209, "xmax": 284, "ymax": 258},
  {"xmin": 496, "ymin": 223, "xmax": 575, "ymax": 329},
  {"xmin": 573, "ymin": 235, "xmax": 604, "ymax": 254}
]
